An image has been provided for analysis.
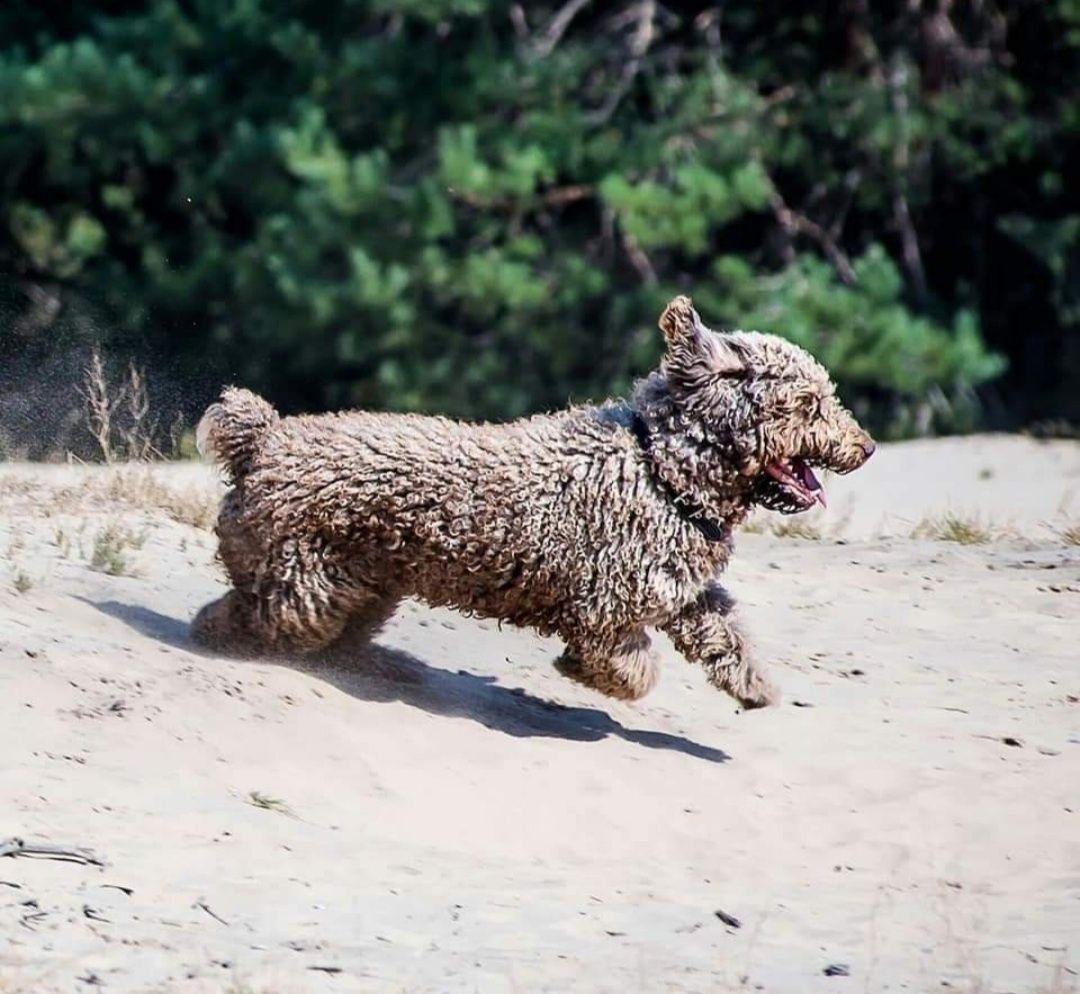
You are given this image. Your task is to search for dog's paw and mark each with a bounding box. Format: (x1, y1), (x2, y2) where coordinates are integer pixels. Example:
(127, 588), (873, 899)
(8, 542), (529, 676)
(189, 593), (261, 657)
(703, 653), (780, 709)
(736, 677), (781, 711)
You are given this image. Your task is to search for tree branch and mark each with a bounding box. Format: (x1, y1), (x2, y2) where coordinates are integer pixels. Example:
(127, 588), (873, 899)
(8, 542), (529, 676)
(534, 0), (592, 57)
(620, 227), (658, 285)
(509, 4), (529, 42)
(586, 0), (656, 125)
(448, 184), (593, 211)
(768, 182), (857, 285)
(893, 190), (928, 303)
(887, 54), (929, 304)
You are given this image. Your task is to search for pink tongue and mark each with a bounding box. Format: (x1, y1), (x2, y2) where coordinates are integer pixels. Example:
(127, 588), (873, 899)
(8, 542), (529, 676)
(797, 463), (826, 507)
(798, 463), (821, 490)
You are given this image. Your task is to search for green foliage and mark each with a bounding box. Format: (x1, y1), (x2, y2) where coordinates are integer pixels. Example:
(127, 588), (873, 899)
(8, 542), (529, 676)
(601, 160), (770, 253)
(0, 0), (1077, 451)
(703, 247), (1005, 434)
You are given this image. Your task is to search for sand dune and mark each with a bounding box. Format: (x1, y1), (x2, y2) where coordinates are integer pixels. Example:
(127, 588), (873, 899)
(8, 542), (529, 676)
(1, 437), (1078, 993)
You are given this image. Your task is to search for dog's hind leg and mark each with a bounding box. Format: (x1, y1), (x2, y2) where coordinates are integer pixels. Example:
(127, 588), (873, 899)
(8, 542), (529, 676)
(555, 629), (661, 701)
(192, 489), (270, 654)
(191, 583), (397, 660)
(255, 562), (399, 655)
(661, 583), (779, 709)
(190, 589), (264, 655)
(320, 593), (402, 663)
(192, 537), (389, 657)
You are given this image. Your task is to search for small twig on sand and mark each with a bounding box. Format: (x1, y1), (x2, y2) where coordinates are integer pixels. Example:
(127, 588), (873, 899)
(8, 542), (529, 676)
(0, 837), (104, 867)
(20, 908), (48, 930)
(195, 899), (229, 925)
(100, 883), (134, 896)
(83, 904), (112, 924)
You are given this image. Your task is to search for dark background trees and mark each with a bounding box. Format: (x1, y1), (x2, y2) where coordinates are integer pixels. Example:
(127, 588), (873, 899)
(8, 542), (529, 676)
(1, 0), (1077, 457)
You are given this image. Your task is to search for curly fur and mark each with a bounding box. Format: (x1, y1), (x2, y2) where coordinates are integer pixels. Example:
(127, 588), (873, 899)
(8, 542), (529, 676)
(191, 296), (874, 709)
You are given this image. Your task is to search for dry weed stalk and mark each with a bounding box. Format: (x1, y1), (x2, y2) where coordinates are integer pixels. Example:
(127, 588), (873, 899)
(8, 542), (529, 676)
(81, 347), (116, 463)
(123, 362), (162, 460)
(80, 349), (163, 462)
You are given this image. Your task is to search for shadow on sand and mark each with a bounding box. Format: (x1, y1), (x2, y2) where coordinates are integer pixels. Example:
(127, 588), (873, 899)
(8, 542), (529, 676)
(89, 599), (731, 764)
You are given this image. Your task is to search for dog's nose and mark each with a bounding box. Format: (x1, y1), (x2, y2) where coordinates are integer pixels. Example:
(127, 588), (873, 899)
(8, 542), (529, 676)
(861, 439), (876, 459)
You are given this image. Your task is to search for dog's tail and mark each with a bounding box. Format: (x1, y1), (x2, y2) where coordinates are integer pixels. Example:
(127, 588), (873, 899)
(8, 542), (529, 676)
(196, 387), (278, 481)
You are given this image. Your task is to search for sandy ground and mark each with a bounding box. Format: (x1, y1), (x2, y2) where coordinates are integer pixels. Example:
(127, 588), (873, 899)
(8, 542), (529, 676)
(0, 436), (1078, 994)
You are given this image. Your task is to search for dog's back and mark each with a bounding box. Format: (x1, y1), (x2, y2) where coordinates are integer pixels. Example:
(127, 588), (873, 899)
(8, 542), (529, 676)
(198, 391), (666, 630)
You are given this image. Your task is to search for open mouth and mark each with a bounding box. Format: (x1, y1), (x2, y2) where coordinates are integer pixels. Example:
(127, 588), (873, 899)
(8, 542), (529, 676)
(764, 457), (826, 509)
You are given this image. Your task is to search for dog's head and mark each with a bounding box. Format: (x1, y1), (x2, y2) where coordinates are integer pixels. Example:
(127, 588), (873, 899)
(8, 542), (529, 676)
(648, 295), (875, 515)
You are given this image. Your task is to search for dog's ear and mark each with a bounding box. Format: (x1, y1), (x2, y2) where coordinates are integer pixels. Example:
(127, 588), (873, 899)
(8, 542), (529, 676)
(659, 296), (745, 378)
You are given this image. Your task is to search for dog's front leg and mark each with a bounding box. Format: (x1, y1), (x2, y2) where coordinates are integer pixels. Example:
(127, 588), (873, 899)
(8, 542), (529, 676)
(661, 583), (780, 709)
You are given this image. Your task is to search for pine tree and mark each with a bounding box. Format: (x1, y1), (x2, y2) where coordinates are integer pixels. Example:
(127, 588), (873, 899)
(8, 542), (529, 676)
(0, 1), (1076, 456)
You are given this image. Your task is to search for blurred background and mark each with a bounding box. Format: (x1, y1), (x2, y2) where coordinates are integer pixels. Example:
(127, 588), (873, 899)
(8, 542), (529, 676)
(0, 0), (1077, 460)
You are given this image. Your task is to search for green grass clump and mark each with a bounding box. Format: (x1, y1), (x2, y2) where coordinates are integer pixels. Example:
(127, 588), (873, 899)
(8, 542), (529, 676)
(90, 525), (146, 576)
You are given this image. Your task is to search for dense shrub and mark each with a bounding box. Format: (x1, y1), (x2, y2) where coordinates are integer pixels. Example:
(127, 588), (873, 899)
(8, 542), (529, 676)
(1, 1), (1076, 455)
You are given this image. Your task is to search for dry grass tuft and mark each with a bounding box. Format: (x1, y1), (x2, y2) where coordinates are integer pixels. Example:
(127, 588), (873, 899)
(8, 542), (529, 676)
(739, 515), (768, 535)
(740, 493), (852, 541)
(0, 478), (35, 500)
(0, 469), (219, 532)
(52, 527), (73, 558)
(738, 507), (829, 540)
(13, 571), (32, 594)
(769, 518), (823, 540)
(1061, 521), (1080, 547)
(97, 471), (218, 530)
(911, 513), (997, 545)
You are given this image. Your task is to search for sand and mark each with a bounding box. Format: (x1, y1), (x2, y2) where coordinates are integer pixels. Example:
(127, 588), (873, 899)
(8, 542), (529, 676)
(0, 436), (1077, 993)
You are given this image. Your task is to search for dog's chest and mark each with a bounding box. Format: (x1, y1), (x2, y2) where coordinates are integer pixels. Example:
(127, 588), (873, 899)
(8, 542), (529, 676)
(638, 537), (732, 616)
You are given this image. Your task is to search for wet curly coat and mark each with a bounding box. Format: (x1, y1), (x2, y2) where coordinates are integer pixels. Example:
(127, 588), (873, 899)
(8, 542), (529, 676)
(191, 297), (874, 708)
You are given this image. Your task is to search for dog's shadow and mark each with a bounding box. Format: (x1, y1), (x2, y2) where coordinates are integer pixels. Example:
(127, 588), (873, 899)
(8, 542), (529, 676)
(89, 600), (730, 764)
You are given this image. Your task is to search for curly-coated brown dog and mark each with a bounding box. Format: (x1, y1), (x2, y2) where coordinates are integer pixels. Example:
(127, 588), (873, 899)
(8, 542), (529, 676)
(192, 296), (874, 709)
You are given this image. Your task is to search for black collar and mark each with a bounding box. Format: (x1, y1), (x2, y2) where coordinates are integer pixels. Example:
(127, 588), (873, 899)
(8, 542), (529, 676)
(628, 412), (730, 544)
